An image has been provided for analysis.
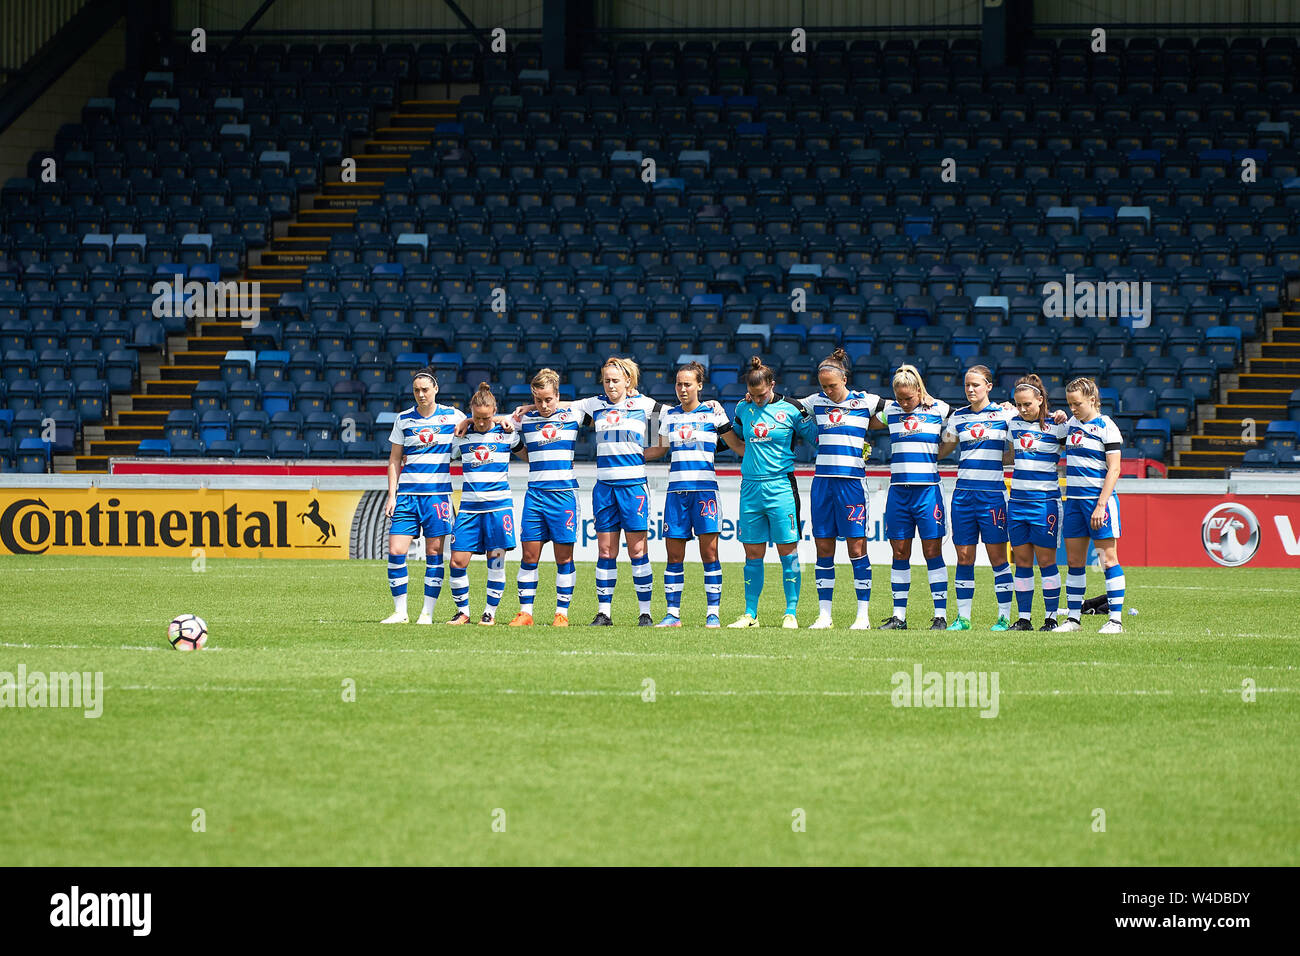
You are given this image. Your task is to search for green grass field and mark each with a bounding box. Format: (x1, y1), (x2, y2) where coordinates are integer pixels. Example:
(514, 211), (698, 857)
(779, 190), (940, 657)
(1, 556), (1296, 866)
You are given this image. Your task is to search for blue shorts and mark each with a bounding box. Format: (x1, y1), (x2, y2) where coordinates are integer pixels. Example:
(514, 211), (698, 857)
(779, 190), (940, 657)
(451, 507), (517, 554)
(1064, 495), (1121, 541)
(884, 484), (946, 542)
(521, 488), (579, 544)
(811, 476), (869, 540)
(390, 493), (454, 538)
(1008, 497), (1063, 550)
(739, 476), (801, 545)
(663, 489), (721, 539)
(951, 488), (1010, 546)
(592, 480), (650, 533)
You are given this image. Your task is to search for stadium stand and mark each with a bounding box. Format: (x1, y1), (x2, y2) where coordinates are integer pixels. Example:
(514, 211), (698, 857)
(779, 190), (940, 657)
(3, 34), (1300, 474)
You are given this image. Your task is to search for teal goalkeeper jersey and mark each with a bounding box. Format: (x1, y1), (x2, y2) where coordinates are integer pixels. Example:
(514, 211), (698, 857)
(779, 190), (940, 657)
(733, 395), (818, 482)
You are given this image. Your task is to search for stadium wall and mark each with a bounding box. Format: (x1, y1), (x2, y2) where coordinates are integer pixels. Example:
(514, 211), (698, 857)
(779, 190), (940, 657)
(170, 0), (544, 33)
(2, 474), (1298, 568)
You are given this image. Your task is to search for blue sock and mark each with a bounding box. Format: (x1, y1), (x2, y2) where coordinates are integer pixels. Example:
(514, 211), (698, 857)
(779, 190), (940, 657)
(743, 558), (764, 618)
(926, 554), (947, 617)
(485, 554), (505, 616)
(387, 552), (408, 615)
(955, 562), (975, 620)
(1067, 566), (1086, 618)
(517, 561), (538, 610)
(850, 555), (872, 611)
(1014, 565), (1036, 618)
(992, 561), (1013, 620)
(422, 552), (444, 616)
(450, 565), (470, 614)
(664, 561), (684, 614)
(780, 553), (801, 616)
(891, 558), (910, 620)
(631, 553), (653, 615)
(1105, 563), (1126, 619)
(596, 557), (617, 615)
(1042, 565), (1061, 618)
(703, 560), (722, 616)
(556, 560), (576, 613)
(815, 556), (835, 613)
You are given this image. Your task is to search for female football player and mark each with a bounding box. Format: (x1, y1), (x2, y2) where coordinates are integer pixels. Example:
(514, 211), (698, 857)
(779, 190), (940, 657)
(727, 357), (818, 629)
(382, 367), (466, 624)
(937, 365), (1016, 631)
(868, 364), (951, 630)
(799, 348), (885, 631)
(447, 382), (525, 625)
(643, 361), (735, 628)
(1005, 374), (1068, 630)
(508, 368), (581, 627)
(1058, 377), (1127, 633)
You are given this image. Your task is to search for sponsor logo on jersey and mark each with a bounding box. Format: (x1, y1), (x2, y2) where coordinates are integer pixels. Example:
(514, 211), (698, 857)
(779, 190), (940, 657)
(969, 423), (986, 440)
(903, 416), (920, 432)
(677, 424), (695, 442)
(416, 427), (437, 445)
(604, 410), (622, 425)
(1069, 431), (1085, 445)
(752, 422), (770, 439)
(540, 422), (559, 442)
(1018, 433), (1036, 450)
(828, 408), (844, 425)
(472, 445), (491, 464)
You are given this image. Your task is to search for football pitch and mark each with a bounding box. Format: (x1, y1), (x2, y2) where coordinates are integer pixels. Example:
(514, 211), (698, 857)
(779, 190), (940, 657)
(0, 556), (1296, 866)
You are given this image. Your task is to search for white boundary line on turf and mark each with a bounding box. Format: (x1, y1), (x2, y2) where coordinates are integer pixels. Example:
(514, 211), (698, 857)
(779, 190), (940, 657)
(2, 641), (1295, 672)
(104, 684), (1299, 698)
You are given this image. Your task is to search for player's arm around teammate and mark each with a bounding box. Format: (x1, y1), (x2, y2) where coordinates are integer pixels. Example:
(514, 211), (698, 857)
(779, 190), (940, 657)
(875, 364), (952, 631)
(1058, 378), (1127, 634)
(382, 368), (464, 624)
(803, 348), (885, 631)
(656, 362), (730, 628)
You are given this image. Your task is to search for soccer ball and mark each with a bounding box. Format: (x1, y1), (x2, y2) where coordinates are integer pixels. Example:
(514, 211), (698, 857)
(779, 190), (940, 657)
(168, 614), (208, 651)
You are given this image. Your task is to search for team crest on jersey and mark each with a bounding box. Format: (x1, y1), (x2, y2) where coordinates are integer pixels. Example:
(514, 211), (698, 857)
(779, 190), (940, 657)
(776, 411), (787, 423)
(849, 399), (862, 408)
(903, 416), (921, 432)
(828, 408), (844, 425)
(416, 427), (437, 444)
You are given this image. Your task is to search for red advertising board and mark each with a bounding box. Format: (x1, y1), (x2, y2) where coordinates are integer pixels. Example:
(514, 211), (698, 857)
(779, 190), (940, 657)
(1130, 494), (1300, 568)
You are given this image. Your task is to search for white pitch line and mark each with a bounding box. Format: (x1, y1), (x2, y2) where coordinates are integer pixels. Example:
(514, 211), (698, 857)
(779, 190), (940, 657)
(2, 641), (1294, 672)
(100, 684), (1298, 698)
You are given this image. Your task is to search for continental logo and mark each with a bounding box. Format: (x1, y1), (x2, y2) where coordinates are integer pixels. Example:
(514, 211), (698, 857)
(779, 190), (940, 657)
(0, 491), (359, 557)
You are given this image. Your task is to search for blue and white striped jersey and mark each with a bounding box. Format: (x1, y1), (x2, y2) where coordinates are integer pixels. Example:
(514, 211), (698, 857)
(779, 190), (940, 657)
(800, 389), (886, 480)
(452, 423), (521, 512)
(944, 403), (1014, 493)
(658, 403), (731, 492)
(519, 409), (581, 490)
(572, 393), (662, 486)
(876, 399), (951, 485)
(388, 403), (467, 496)
(1064, 413), (1123, 498)
(1008, 417), (1067, 499)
